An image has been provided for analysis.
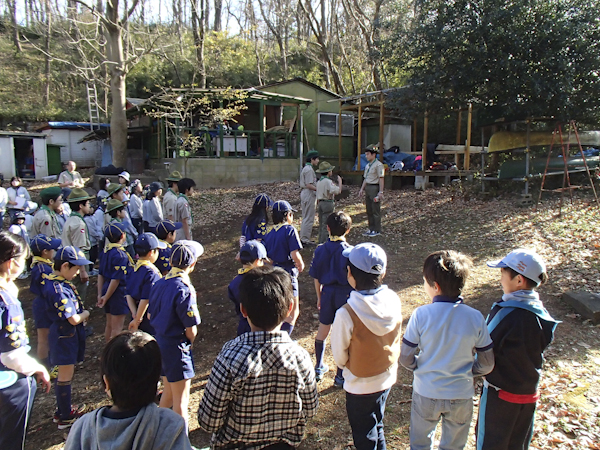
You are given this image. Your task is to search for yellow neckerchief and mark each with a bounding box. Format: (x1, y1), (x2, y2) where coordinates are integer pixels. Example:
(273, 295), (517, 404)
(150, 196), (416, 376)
(238, 266), (252, 275)
(46, 272), (81, 302)
(31, 256), (53, 268)
(159, 239), (172, 249)
(105, 243), (134, 266)
(134, 259), (161, 275)
(165, 267), (194, 291)
(329, 236), (346, 242)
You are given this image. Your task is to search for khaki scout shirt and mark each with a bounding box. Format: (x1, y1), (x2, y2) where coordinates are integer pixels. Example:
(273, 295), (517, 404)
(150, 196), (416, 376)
(62, 213), (91, 251)
(58, 170), (84, 188)
(163, 189), (178, 221)
(363, 159), (385, 185)
(299, 164), (317, 190)
(316, 177), (340, 201)
(31, 207), (61, 239)
(174, 195), (192, 241)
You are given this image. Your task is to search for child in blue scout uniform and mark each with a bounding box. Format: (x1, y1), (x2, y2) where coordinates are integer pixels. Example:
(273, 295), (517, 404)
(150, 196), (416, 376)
(126, 233), (167, 334)
(262, 200), (305, 335)
(43, 245), (91, 429)
(309, 211), (353, 384)
(153, 220), (182, 275)
(29, 234), (62, 369)
(228, 240), (267, 336)
(477, 249), (559, 450)
(239, 193), (272, 248)
(148, 240), (203, 428)
(0, 232), (51, 450)
(98, 222), (133, 342)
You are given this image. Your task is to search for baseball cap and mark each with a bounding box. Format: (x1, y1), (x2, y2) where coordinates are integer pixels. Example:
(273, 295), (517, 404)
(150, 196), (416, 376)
(240, 240), (267, 263)
(365, 146), (380, 154)
(118, 171), (130, 182)
(104, 222), (127, 240)
(306, 150), (319, 160)
(254, 193), (273, 208)
(55, 246), (92, 266)
(12, 211), (25, 221)
(343, 243), (386, 275)
(487, 248), (546, 286)
(135, 233), (168, 253)
(40, 186), (63, 202)
(272, 200), (296, 213)
(30, 234), (62, 253)
(105, 198), (124, 213)
(149, 182), (164, 193)
(170, 240), (204, 267)
(155, 220), (183, 236)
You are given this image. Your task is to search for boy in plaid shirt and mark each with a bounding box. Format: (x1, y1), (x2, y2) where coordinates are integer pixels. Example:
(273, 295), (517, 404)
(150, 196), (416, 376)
(198, 266), (318, 449)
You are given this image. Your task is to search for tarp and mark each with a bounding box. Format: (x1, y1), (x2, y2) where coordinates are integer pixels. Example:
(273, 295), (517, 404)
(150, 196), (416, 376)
(489, 130), (600, 153)
(352, 151), (418, 171)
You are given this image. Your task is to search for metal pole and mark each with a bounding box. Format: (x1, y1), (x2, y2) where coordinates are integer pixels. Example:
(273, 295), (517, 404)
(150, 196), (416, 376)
(357, 105), (363, 170)
(525, 120), (530, 195)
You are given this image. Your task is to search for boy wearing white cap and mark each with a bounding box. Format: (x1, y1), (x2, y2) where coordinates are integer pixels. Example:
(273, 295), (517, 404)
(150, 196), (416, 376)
(476, 248), (559, 450)
(330, 243), (402, 450)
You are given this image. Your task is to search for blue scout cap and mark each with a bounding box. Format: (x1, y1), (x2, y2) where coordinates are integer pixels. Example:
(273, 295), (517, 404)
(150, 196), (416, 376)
(30, 234), (62, 253)
(104, 222), (127, 240)
(149, 182), (164, 193)
(55, 246), (92, 266)
(170, 240), (204, 267)
(272, 200), (296, 213)
(487, 248), (546, 286)
(156, 220), (183, 236)
(135, 233), (168, 253)
(342, 242), (386, 275)
(254, 193), (273, 208)
(240, 240), (267, 263)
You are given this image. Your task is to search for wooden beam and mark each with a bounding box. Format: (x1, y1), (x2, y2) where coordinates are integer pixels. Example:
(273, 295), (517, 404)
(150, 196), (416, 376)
(422, 112), (429, 170)
(456, 110), (462, 145)
(357, 105), (363, 170)
(338, 106), (342, 169)
(413, 118), (417, 152)
(465, 103), (472, 169)
(379, 94), (385, 161)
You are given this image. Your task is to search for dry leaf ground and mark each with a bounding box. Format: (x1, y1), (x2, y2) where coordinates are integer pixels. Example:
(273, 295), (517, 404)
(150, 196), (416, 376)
(14, 178), (600, 449)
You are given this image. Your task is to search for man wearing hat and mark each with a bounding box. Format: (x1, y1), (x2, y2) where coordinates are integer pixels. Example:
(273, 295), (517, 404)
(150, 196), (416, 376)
(358, 147), (385, 237)
(31, 187), (63, 239)
(315, 161), (343, 244)
(163, 171), (182, 222)
(299, 150), (320, 245)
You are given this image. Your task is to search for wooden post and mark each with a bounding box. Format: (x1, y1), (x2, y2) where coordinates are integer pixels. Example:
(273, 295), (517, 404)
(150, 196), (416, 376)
(259, 101), (265, 157)
(413, 118), (417, 152)
(357, 105), (363, 170)
(338, 105), (343, 169)
(465, 103), (472, 169)
(456, 109), (462, 145)
(422, 112), (429, 170)
(379, 94), (385, 162)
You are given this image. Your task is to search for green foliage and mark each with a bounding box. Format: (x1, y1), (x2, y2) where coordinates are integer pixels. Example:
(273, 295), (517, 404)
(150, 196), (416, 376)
(386, 0), (600, 123)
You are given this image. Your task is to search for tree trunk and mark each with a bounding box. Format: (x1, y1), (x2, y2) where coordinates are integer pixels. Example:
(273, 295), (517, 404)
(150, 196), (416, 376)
(191, 0), (206, 88)
(7, 0), (22, 52)
(44, 0), (52, 105)
(214, 0), (222, 31)
(108, 26), (128, 168)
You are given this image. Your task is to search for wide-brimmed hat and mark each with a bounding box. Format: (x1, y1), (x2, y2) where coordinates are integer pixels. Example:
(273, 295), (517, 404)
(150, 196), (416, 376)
(67, 188), (93, 203)
(107, 183), (124, 196)
(165, 171), (183, 182)
(316, 161), (335, 173)
(105, 198), (125, 213)
(118, 171), (130, 182)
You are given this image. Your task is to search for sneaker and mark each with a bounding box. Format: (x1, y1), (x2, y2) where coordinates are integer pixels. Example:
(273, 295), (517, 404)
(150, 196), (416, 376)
(362, 229), (372, 236)
(333, 375), (344, 388)
(49, 366), (59, 380)
(301, 240), (316, 247)
(366, 230), (380, 237)
(54, 404), (86, 426)
(84, 325), (94, 337)
(315, 364), (329, 382)
(88, 268), (99, 277)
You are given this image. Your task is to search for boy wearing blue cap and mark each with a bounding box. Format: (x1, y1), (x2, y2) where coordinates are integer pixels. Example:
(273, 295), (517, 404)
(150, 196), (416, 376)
(330, 243), (402, 450)
(476, 249), (559, 450)
(42, 245), (91, 429)
(310, 211), (353, 384)
(400, 250), (494, 450)
(148, 240), (203, 427)
(228, 240), (267, 336)
(29, 234), (61, 369)
(198, 266), (318, 449)
(126, 233), (167, 334)
(263, 200), (305, 335)
(154, 220), (183, 275)
(98, 222), (133, 342)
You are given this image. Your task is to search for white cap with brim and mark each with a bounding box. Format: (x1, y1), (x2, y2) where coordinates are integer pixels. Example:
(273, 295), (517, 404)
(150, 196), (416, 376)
(487, 248), (546, 286)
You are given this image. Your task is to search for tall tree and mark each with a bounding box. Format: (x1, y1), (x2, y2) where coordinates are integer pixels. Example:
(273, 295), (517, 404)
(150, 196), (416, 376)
(7, 0), (22, 52)
(191, 0), (207, 87)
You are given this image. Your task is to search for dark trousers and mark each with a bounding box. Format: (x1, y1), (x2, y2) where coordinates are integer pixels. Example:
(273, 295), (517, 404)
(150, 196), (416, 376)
(0, 375), (37, 450)
(476, 384), (536, 450)
(132, 218), (144, 235)
(346, 388), (390, 450)
(317, 200), (334, 244)
(365, 184), (381, 232)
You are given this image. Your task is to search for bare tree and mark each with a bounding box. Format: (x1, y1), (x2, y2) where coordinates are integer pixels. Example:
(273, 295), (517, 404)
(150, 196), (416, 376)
(7, 0), (22, 52)
(256, 0), (294, 78)
(191, 0), (207, 87)
(214, 0), (222, 31)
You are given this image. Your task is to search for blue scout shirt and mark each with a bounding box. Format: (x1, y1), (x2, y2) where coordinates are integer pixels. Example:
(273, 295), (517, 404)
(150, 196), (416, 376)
(309, 238), (353, 287)
(30, 257), (54, 325)
(99, 244), (133, 300)
(148, 268), (201, 340)
(241, 215), (267, 242)
(127, 260), (162, 304)
(227, 268), (251, 336)
(42, 274), (84, 332)
(154, 241), (173, 275)
(0, 284), (29, 366)
(263, 223), (302, 268)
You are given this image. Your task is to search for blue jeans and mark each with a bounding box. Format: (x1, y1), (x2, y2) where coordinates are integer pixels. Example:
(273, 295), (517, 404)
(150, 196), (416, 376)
(410, 391), (473, 450)
(346, 388), (390, 450)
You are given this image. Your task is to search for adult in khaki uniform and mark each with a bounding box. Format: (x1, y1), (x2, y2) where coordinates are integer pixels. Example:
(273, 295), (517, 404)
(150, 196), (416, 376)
(358, 148), (385, 236)
(174, 178), (196, 242)
(58, 161), (84, 199)
(31, 187), (63, 239)
(299, 150), (319, 245)
(163, 171), (182, 221)
(62, 188), (94, 305)
(315, 161), (342, 244)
